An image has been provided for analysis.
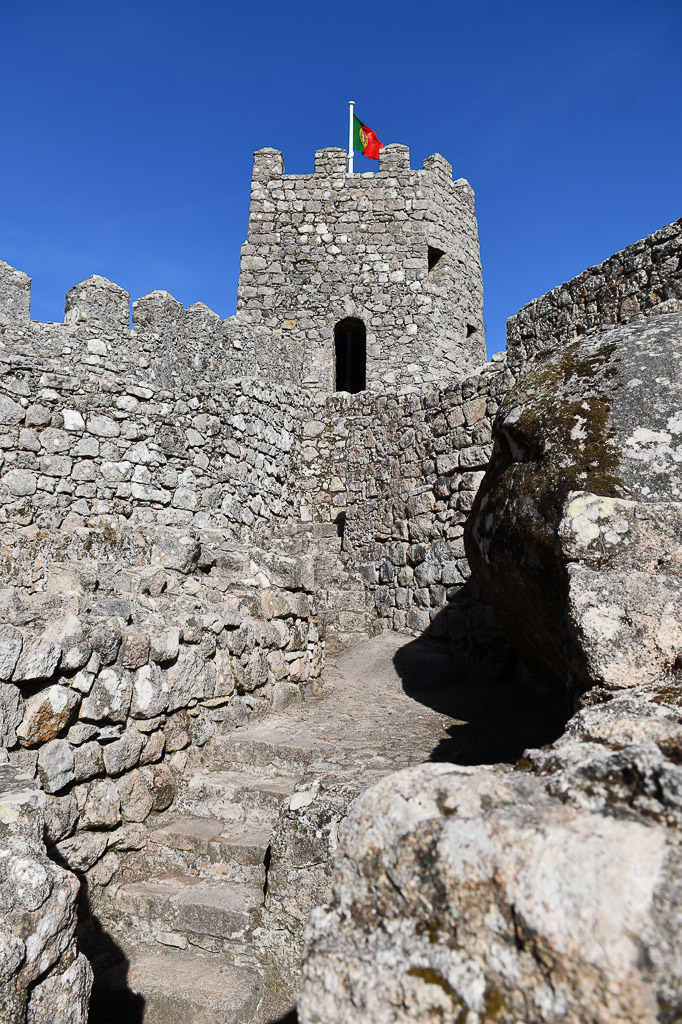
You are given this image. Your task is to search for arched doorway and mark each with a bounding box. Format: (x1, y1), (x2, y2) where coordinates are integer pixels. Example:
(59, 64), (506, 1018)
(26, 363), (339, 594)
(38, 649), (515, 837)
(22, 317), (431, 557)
(334, 318), (366, 393)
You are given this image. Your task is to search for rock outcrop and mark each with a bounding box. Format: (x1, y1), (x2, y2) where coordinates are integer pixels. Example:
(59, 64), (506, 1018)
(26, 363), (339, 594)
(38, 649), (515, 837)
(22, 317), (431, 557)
(299, 692), (682, 1024)
(0, 759), (91, 1023)
(465, 312), (682, 700)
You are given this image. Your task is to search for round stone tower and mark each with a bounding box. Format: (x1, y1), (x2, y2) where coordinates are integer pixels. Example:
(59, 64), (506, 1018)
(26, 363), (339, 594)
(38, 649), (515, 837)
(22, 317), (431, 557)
(236, 144), (485, 394)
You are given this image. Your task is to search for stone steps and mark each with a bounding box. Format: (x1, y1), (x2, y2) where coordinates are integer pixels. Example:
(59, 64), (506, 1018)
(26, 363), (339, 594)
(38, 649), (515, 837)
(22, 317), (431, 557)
(209, 729), (334, 771)
(148, 815), (273, 884)
(92, 945), (263, 1024)
(114, 875), (262, 949)
(181, 769), (297, 824)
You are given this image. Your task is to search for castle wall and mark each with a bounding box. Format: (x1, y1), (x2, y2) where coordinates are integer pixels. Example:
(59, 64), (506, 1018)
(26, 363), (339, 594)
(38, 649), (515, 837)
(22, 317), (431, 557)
(236, 146), (485, 394)
(507, 218), (682, 369)
(0, 268), (303, 539)
(296, 358), (511, 641)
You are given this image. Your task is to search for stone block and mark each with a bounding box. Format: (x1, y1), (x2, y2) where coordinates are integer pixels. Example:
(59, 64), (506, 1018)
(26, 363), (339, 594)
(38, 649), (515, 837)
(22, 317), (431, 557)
(0, 625), (23, 681)
(131, 662), (168, 719)
(119, 633), (150, 670)
(78, 779), (121, 830)
(117, 769), (153, 822)
(80, 667), (132, 723)
(102, 727), (144, 776)
(37, 740), (75, 794)
(13, 639), (62, 684)
(17, 685), (80, 747)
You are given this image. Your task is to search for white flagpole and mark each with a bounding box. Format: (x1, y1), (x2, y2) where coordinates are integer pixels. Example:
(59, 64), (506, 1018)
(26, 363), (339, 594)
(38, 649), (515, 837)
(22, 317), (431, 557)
(348, 100), (355, 175)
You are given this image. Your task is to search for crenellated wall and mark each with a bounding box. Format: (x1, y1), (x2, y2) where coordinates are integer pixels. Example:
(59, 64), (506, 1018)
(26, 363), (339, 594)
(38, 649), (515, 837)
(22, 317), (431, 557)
(0, 267), (304, 539)
(236, 145), (485, 393)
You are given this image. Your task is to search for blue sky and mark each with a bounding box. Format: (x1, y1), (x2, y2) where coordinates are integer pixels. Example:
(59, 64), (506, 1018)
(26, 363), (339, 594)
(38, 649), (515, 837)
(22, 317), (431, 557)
(2, 0), (680, 355)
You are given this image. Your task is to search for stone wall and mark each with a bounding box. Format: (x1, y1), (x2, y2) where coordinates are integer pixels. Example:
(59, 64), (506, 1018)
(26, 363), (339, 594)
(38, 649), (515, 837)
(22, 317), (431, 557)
(506, 217), (682, 370)
(0, 521), (323, 907)
(297, 358), (511, 640)
(0, 267), (303, 540)
(236, 145), (485, 393)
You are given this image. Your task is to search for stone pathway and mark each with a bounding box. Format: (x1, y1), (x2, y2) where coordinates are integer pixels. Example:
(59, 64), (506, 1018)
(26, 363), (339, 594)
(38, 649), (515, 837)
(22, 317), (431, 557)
(88, 631), (564, 1024)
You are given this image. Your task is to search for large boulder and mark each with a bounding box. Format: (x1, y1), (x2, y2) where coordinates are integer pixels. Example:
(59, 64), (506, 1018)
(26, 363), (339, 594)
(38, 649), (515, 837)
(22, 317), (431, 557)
(465, 313), (682, 699)
(298, 693), (682, 1024)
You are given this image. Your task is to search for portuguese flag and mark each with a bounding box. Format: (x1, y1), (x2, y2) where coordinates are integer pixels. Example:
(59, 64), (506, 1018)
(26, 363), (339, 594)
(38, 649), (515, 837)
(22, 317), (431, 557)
(353, 114), (384, 159)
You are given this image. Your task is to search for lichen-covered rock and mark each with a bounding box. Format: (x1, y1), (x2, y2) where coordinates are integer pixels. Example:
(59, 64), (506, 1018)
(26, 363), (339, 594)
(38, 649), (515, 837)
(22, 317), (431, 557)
(299, 702), (682, 1024)
(465, 314), (682, 697)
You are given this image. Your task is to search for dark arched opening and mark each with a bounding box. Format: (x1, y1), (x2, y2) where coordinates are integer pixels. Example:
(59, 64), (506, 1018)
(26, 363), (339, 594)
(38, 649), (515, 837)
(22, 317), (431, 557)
(334, 318), (366, 393)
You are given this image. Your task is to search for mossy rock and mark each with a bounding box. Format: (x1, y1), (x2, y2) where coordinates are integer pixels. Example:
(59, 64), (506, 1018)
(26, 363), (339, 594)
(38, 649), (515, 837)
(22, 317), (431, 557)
(465, 313), (682, 698)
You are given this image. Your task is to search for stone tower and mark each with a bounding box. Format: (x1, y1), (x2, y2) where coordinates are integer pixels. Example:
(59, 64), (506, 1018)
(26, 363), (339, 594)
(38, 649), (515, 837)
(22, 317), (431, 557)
(236, 144), (485, 394)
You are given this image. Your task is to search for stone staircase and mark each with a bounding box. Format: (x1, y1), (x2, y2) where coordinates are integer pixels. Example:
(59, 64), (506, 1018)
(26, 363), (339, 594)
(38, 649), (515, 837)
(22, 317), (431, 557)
(93, 725), (332, 1023)
(90, 631), (469, 1024)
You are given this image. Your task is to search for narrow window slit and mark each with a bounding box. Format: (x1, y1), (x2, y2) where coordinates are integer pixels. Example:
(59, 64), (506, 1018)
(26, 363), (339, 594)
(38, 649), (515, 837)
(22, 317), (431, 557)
(334, 318), (366, 393)
(428, 246), (445, 276)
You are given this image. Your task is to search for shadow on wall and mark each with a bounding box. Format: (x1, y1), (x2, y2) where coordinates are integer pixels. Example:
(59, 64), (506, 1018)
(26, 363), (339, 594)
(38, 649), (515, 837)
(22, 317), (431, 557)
(392, 583), (568, 765)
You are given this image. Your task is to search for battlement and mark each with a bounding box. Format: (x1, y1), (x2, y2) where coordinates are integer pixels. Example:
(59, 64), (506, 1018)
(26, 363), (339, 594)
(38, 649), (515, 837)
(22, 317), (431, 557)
(252, 144), (458, 182)
(240, 145), (484, 393)
(0, 258), (304, 392)
(1, 142), (486, 399)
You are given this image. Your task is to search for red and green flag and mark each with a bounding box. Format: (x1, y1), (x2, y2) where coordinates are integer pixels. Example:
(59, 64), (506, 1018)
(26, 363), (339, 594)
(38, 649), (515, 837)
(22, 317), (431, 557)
(353, 114), (384, 160)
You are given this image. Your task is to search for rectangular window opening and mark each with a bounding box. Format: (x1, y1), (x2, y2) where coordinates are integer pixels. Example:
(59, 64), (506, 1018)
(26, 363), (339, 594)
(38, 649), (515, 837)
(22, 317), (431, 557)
(428, 247), (445, 276)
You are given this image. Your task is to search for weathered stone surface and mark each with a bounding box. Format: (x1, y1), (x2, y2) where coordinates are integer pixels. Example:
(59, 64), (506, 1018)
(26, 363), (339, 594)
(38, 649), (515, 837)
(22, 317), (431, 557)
(466, 314), (682, 697)
(87, 621), (121, 667)
(17, 685), (80, 746)
(0, 683), (23, 746)
(165, 648), (208, 711)
(54, 830), (108, 872)
(37, 740), (75, 794)
(131, 661), (168, 719)
(79, 667), (132, 723)
(139, 727), (165, 765)
(13, 639), (62, 684)
(147, 762), (175, 811)
(72, 740), (105, 783)
(118, 632), (150, 669)
(0, 625), (23, 681)
(43, 794), (79, 844)
(0, 766), (81, 993)
(78, 779), (121, 830)
(43, 616), (91, 672)
(151, 531), (201, 574)
(102, 726), (144, 776)
(27, 949), (92, 1024)
(149, 627), (180, 665)
(117, 769), (153, 822)
(299, 717), (682, 1024)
